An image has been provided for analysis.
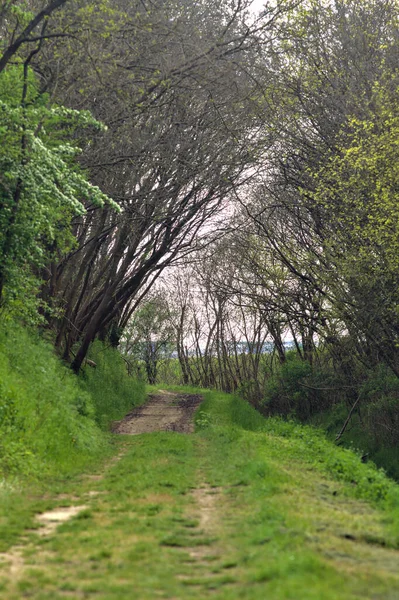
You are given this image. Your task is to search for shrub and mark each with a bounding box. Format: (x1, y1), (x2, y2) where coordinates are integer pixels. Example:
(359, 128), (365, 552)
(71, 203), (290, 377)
(262, 354), (313, 419)
(358, 365), (399, 446)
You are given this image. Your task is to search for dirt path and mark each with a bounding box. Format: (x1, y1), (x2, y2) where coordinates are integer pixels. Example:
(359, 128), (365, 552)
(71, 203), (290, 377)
(113, 390), (203, 434)
(0, 390), (203, 586)
(2, 390), (399, 599)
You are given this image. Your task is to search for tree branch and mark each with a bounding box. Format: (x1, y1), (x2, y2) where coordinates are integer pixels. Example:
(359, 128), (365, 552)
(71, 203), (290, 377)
(0, 0), (69, 74)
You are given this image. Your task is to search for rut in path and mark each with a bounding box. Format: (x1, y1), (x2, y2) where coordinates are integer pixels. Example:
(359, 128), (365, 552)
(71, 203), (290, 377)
(113, 390), (203, 434)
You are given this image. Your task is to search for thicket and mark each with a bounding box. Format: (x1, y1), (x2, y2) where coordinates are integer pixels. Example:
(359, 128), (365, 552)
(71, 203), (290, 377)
(0, 320), (145, 479)
(259, 353), (399, 481)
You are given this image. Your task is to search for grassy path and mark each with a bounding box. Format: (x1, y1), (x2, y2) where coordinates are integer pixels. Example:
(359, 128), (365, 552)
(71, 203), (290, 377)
(1, 389), (399, 599)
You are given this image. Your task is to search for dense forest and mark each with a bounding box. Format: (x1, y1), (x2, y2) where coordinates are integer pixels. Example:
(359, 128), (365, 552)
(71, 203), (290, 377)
(2, 0), (399, 477)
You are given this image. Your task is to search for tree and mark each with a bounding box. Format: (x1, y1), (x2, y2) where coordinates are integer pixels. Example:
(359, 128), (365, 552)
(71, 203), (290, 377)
(0, 64), (116, 320)
(306, 79), (399, 375)
(235, 0), (399, 372)
(0, 0), (70, 74)
(32, 0), (295, 370)
(121, 295), (175, 385)
(162, 250), (275, 399)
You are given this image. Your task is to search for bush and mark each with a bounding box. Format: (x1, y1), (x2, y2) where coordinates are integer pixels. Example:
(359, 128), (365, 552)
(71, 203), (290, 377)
(262, 352), (349, 421)
(262, 354), (313, 419)
(359, 365), (399, 446)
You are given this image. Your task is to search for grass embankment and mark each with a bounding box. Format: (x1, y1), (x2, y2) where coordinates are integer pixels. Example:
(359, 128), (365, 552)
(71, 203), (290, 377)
(262, 353), (399, 482)
(1, 385), (399, 598)
(0, 321), (145, 549)
(157, 352), (399, 482)
(311, 404), (399, 482)
(0, 323), (145, 480)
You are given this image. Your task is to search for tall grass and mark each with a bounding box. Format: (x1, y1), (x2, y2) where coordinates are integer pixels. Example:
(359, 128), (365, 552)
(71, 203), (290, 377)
(81, 341), (146, 429)
(0, 321), (145, 479)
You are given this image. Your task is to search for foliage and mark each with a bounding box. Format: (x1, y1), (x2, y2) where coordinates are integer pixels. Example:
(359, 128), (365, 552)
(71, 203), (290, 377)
(0, 65), (117, 319)
(309, 364), (399, 481)
(300, 81), (399, 368)
(312, 80), (399, 270)
(121, 296), (175, 384)
(199, 389), (399, 508)
(262, 354), (399, 481)
(1, 0), (399, 495)
(81, 341), (146, 429)
(263, 353), (315, 419)
(155, 357), (184, 386)
(360, 365), (399, 449)
(30, 0), (288, 371)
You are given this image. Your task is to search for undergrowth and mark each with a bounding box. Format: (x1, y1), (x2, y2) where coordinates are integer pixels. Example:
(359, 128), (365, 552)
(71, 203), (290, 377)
(197, 389), (399, 514)
(0, 320), (144, 479)
(80, 340), (146, 429)
(261, 353), (399, 482)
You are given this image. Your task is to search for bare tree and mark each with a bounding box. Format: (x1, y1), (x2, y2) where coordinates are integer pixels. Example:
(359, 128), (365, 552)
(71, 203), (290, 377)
(34, 0), (294, 370)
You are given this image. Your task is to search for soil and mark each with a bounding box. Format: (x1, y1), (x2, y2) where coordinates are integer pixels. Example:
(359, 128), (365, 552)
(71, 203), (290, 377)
(186, 484), (222, 561)
(36, 505), (88, 536)
(112, 390), (203, 435)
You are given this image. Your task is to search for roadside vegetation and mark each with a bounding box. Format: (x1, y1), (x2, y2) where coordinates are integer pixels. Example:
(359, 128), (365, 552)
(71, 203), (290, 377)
(2, 1), (399, 594)
(132, 348), (399, 482)
(0, 320), (145, 480)
(2, 0), (399, 486)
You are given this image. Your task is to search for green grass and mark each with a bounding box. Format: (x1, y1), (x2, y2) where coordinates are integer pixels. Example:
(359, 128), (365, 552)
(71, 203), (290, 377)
(0, 320), (143, 549)
(1, 387), (399, 598)
(0, 321), (145, 480)
(0, 321), (107, 480)
(81, 340), (146, 429)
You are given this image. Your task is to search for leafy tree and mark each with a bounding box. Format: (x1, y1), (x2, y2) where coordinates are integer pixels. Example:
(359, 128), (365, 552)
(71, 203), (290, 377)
(121, 296), (175, 385)
(306, 79), (399, 374)
(0, 0), (70, 74)
(0, 64), (117, 320)
(237, 0), (399, 370)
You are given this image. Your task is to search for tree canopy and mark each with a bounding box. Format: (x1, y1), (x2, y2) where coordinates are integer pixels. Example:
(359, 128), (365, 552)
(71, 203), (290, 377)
(2, 0), (399, 396)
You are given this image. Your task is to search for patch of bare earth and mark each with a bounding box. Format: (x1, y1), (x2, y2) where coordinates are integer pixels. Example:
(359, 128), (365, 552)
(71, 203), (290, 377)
(113, 391), (203, 435)
(175, 483), (234, 593)
(187, 485), (222, 560)
(0, 448), (127, 581)
(0, 504), (88, 581)
(0, 545), (25, 578)
(36, 505), (88, 536)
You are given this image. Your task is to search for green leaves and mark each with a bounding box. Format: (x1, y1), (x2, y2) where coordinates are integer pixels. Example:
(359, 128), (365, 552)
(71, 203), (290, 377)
(0, 66), (119, 319)
(310, 81), (399, 263)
